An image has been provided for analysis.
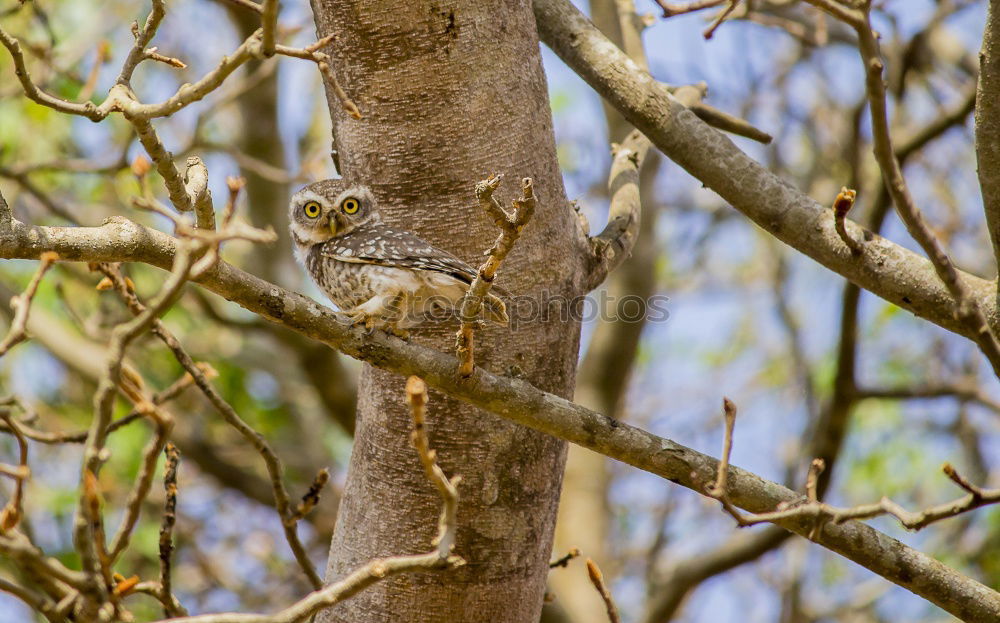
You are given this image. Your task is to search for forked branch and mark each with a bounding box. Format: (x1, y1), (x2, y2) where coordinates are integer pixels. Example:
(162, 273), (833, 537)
(705, 398), (1000, 534)
(455, 176), (534, 376)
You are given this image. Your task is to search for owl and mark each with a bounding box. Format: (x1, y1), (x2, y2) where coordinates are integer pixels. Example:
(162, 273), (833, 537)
(289, 180), (509, 336)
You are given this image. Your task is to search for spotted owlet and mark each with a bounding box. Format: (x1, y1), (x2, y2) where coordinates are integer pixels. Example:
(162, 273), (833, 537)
(289, 180), (509, 335)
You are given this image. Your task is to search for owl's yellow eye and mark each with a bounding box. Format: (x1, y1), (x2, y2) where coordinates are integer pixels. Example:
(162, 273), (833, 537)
(303, 201), (322, 219)
(341, 197), (360, 214)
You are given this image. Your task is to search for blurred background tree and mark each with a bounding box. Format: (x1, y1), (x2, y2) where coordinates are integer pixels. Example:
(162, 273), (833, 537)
(1, 0), (998, 622)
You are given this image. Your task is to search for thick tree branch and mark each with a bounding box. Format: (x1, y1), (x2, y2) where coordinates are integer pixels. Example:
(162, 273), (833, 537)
(582, 129), (652, 290)
(532, 0), (998, 346)
(2, 220), (998, 620)
(978, 0), (1000, 282)
(844, 4), (1000, 376)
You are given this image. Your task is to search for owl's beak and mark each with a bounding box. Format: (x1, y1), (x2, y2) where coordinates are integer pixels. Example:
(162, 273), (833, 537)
(329, 212), (348, 236)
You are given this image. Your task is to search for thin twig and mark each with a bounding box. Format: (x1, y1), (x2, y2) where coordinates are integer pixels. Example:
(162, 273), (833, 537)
(159, 377), (465, 623)
(655, 0), (726, 18)
(116, 0), (167, 85)
(158, 443), (186, 618)
(106, 399), (174, 563)
(0, 369), (204, 444)
(0, 410), (29, 532)
(274, 38), (361, 119)
(704, 398), (1000, 534)
(0, 251), (58, 357)
(406, 376), (461, 558)
(0, 26), (104, 120)
(708, 397), (736, 499)
(97, 264), (322, 589)
(585, 558), (620, 623)
(702, 0), (741, 39)
(832, 187), (862, 255)
(549, 547), (581, 568)
(455, 176), (533, 376)
(803, 1), (1000, 378)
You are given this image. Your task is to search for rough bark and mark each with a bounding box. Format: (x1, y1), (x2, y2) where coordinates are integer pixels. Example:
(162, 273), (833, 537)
(308, 2), (581, 621)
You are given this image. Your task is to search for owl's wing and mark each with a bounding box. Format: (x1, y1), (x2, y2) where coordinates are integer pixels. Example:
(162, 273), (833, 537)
(320, 225), (511, 296)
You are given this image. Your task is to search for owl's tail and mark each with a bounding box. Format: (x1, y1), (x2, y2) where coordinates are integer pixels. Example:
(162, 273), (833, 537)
(485, 293), (509, 326)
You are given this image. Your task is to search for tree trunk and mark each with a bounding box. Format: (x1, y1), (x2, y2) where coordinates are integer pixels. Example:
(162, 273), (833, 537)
(310, 1), (583, 621)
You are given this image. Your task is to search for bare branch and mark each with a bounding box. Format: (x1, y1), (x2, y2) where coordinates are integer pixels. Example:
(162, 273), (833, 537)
(832, 187), (862, 255)
(977, 0), (1000, 280)
(72, 245), (195, 606)
(3, 219), (1000, 618)
(0, 26), (104, 120)
(0, 576), (60, 623)
(131, 117), (194, 213)
(184, 156), (216, 230)
(455, 176), (532, 376)
(683, 99), (773, 144)
(96, 264), (321, 589)
(532, 0), (999, 351)
(585, 559), (620, 623)
(702, 0), (741, 39)
(654, 0), (726, 18)
(260, 0), (279, 57)
(275, 38), (361, 119)
(0, 529), (90, 591)
(0, 409), (30, 532)
(160, 377), (464, 623)
(105, 400), (174, 563)
(289, 468), (330, 524)
(582, 130), (652, 290)
(0, 368), (204, 444)
(0, 251), (58, 357)
(406, 376), (461, 558)
(549, 547), (581, 569)
(805, 0), (1000, 378)
(704, 400), (1000, 533)
(158, 443), (186, 618)
(116, 0), (167, 85)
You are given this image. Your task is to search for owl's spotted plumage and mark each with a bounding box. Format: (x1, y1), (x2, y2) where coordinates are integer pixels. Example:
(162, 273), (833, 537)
(289, 180), (508, 335)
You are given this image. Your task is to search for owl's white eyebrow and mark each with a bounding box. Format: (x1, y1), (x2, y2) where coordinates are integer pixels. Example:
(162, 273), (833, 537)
(292, 189), (329, 206)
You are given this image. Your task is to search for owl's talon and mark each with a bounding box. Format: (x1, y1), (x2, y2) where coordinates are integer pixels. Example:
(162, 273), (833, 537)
(387, 326), (410, 340)
(347, 310), (373, 329)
